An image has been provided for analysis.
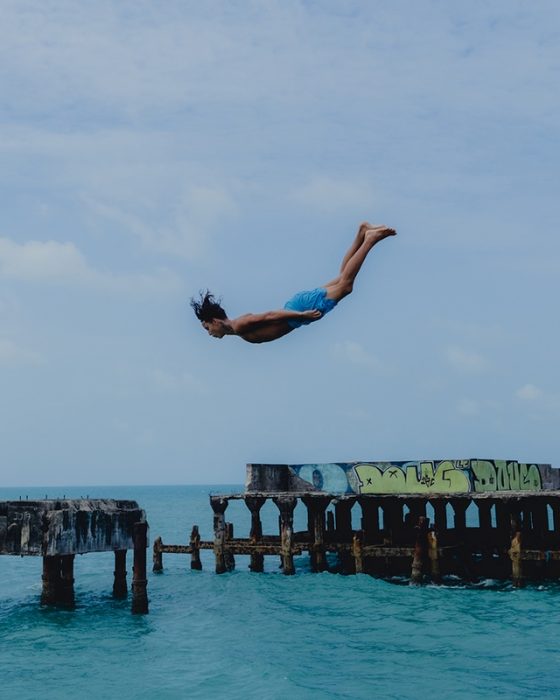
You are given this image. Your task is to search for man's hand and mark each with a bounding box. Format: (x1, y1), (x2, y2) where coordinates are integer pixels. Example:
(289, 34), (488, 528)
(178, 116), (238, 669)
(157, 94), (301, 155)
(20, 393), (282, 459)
(301, 309), (322, 320)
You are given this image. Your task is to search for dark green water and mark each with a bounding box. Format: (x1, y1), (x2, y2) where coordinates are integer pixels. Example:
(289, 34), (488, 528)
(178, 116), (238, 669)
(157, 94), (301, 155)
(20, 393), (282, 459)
(1, 485), (559, 699)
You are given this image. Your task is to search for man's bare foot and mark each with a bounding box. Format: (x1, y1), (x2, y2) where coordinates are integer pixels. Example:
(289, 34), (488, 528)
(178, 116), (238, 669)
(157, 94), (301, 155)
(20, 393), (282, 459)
(365, 225), (397, 244)
(356, 221), (374, 245)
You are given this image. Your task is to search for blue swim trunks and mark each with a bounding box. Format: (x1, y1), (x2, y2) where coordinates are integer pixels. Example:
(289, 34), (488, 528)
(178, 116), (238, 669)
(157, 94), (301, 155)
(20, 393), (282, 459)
(284, 287), (338, 328)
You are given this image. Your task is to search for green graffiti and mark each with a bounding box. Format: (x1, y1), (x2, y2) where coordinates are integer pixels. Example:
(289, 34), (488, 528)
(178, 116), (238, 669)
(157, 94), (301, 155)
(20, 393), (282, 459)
(355, 461), (470, 494)
(472, 460), (542, 492)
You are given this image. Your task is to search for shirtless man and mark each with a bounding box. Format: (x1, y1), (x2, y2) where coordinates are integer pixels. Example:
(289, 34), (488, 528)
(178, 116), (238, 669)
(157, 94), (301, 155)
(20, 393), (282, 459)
(191, 222), (396, 344)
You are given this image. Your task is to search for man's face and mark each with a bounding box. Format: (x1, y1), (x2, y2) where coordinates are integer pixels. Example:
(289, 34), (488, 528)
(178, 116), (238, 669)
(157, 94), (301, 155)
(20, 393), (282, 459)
(202, 319), (225, 338)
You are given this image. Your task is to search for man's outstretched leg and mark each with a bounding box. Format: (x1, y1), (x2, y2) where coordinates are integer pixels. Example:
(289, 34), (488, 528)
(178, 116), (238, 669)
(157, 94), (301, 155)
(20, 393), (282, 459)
(338, 221), (373, 273)
(324, 224), (396, 302)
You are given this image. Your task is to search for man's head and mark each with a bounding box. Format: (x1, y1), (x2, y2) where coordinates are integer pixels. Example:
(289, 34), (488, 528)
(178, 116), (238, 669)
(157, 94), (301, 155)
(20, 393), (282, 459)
(190, 290), (228, 338)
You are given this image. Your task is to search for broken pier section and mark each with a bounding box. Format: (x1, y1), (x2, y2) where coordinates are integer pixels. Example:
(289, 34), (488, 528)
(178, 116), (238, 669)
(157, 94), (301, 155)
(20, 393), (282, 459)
(0, 499), (149, 613)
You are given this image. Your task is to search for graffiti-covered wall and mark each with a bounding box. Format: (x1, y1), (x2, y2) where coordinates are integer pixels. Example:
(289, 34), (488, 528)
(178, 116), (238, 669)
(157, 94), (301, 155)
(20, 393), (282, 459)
(246, 460), (559, 495)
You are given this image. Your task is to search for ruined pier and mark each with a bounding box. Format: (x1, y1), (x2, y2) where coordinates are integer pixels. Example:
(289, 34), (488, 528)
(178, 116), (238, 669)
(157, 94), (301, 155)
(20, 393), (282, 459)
(0, 499), (149, 612)
(155, 459), (560, 585)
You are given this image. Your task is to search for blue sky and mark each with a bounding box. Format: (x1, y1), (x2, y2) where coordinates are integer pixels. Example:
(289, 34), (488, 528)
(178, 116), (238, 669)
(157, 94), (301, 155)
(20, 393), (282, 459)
(1, 1), (559, 486)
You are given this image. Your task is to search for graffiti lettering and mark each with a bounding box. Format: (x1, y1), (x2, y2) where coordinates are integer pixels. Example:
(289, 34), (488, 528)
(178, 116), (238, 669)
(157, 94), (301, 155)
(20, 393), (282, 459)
(354, 461), (470, 494)
(289, 459), (546, 495)
(472, 460), (542, 492)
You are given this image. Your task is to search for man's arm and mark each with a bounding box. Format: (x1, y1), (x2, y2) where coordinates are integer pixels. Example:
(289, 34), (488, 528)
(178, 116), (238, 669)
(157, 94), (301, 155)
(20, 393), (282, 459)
(232, 309), (321, 333)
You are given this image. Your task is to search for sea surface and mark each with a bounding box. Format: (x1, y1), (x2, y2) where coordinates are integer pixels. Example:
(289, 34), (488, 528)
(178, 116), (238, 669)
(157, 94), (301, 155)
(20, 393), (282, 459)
(1, 484), (560, 699)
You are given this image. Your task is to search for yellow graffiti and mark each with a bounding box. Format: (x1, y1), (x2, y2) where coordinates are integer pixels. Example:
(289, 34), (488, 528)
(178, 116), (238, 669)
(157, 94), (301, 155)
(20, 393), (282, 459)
(471, 460), (542, 492)
(354, 461), (470, 494)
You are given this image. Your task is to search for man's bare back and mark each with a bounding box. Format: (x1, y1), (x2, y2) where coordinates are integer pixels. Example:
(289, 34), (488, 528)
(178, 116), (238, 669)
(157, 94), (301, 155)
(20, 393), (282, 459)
(204, 309), (323, 344)
(191, 224), (396, 344)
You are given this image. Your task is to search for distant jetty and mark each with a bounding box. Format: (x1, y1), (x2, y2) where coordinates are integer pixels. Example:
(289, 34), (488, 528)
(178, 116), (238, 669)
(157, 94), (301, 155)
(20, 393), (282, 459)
(155, 459), (560, 585)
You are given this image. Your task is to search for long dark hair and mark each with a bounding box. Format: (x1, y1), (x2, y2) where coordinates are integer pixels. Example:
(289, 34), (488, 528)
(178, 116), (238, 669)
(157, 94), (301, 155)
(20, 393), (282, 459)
(190, 290), (227, 322)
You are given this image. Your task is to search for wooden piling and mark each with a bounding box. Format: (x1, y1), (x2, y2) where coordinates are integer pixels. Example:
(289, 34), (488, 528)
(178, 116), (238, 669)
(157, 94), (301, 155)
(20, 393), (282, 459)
(273, 496), (297, 575)
(427, 530), (440, 583)
(131, 522), (149, 614)
(113, 550), (128, 598)
(225, 523), (235, 571)
(509, 530), (524, 587)
(210, 497), (229, 575)
(152, 537), (163, 573)
(245, 496), (265, 573)
(411, 516), (428, 584)
(190, 526), (202, 570)
(352, 530), (364, 574)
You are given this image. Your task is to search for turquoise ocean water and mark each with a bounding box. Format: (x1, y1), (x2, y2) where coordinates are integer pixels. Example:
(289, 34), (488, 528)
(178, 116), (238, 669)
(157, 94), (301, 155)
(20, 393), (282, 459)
(1, 484), (560, 699)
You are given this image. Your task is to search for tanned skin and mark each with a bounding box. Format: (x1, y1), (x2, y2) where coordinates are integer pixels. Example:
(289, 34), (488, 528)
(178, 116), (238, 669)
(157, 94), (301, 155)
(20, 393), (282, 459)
(200, 223), (396, 344)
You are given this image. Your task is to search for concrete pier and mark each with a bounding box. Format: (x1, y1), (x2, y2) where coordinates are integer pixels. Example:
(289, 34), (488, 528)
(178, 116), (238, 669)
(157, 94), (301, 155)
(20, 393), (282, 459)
(154, 459), (560, 585)
(0, 499), (148, 612)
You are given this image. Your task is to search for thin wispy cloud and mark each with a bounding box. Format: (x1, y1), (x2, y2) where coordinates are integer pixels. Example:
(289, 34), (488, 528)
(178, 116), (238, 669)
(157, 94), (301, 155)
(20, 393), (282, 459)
(0, 238), (182, 296)
(445, 346), (488, 373)
(88, 185), (237, 260)
(0, 338), (44, 366)
(456, 398), (479, 416)
(294, 177), (376, 214)
(516, 384), (543, 401)
(150, 368), (206, 395)
(333, 340), (385, 372)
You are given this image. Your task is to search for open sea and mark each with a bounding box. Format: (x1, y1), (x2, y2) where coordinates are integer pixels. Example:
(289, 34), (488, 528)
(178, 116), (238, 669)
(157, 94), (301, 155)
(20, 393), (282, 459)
(1, 484), (560, 699)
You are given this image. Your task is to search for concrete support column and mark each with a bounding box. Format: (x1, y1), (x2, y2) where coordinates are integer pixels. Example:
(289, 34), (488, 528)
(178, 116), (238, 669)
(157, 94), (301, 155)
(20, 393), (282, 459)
(360, 498), (380, 544)
(432, 500), (447, 532)
(131, 522), (149, 614)
(245, 496), (266, 573)
(273, 496), (297, 575)
(113, 550), (128, 597)
(41, 555), (61, 605)
(210, 497), (229, 574)
(334, 499), (354, 574)
(59, 554), (75, 607)
(476, 500), (494, 567)
(302, 496), (330, 572)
